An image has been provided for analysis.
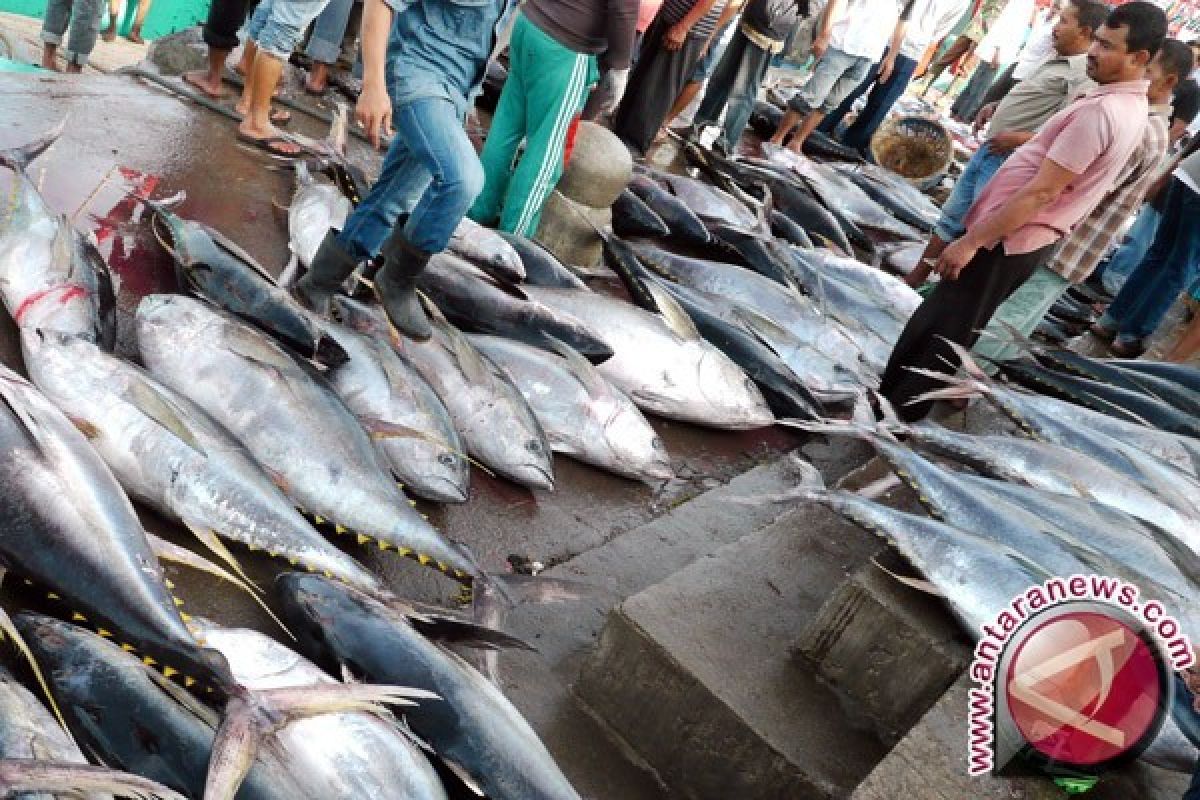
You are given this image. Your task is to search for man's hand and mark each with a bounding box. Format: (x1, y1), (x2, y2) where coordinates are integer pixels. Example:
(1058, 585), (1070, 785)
(878, 56), (896, 84)
(812, 31), (831, 60)
(590, 68), (630, 116)
(933, 236), (979, 281)
(664, 21), (690, 50)
(987, 130), (1029, 154)
(974, 102), (997, 131)
(356, 81), (393, 149)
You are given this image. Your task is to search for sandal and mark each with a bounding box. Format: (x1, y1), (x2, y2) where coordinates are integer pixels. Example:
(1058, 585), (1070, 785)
(236, 132), (302, 157)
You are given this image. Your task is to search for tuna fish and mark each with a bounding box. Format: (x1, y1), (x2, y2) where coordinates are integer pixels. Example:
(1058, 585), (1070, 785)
(448, 218), (525, 283)
(524, 286), (774, 429)
(469, 334), (673, 483)
(316, 311), (470, 503)
(611, 189), (670, 239)
(277, 573), (584, 800)
(416, 253), (612, 362)
(496, 232), (588, 290)
(192, 619), (448, 800)
(22, 329), (382, 592)
(627, 174), (710, 246)
(334, 296), (556, 491)
(135, 294), (482, 584)
(287, 161), (351, 273)
(0, 122), (116, 349)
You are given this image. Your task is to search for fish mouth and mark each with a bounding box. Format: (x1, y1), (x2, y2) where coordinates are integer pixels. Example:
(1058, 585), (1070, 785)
(517, 464), (555, 491)
(419, 476), (469, 504)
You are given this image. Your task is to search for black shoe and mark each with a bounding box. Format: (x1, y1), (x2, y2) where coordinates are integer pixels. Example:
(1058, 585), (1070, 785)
(377, 230), (432, 341)
(292, 230), (359, 316)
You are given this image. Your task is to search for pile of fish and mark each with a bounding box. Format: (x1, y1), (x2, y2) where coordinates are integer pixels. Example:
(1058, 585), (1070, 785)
(1, 124), (600, 799)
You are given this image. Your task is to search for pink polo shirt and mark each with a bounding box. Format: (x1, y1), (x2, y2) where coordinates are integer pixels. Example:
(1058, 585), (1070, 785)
(963, 79), (1150, 255)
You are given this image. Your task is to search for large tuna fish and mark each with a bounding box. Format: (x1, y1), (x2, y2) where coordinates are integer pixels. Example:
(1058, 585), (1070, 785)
(135, 294), (481, 584)
(278, 573), (584, 800)
(0, 121), (116, 349)
(448, 218), (525, 283)
(469, 335), (673, 483)
(316, 311), (470, 503)
(287, 161), (351, 272)
(333, 296), (555, 490)
(524, 286), (774, 429)
(22, 329), (381, 592)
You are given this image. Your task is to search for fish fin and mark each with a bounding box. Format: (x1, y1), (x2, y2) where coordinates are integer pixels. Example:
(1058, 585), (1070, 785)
(730, 306), (789, 357)
(263, 467), (292, 496)
(873, 558), (944, 597)
(358, 416), (429, 440)
(446, 325), (493, 386)
(182, 522), (254, 586)
(146, 661), (223, 728)
(545, 336), (609, 396)
(0, 602), (77, 753)
(200, 223), (280, 286)
(0, 761), (186, 800)
(402, 609), (537, 652)
(443, 758), (486, 797)
(278, 252), (301, 289)
(225, 333), (304, 374)
(145, 532), (295, 641)
(126, 377), (207, 456)
(0, 117), (67, 170)
(0, 374), (60, 461)
(641, 280), (701, 341)
(326, 103), (349, 159)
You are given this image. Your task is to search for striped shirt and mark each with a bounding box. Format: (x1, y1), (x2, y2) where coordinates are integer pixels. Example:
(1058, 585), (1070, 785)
(1049, 105), (1171, 284)
(660, 0), (728, 39)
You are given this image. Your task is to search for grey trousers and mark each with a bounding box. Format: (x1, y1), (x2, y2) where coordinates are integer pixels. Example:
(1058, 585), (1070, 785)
(41, 0), (105, 66)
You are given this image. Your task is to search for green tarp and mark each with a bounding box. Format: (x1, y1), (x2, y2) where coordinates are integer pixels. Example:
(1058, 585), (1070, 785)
(0, 0), (209, 40)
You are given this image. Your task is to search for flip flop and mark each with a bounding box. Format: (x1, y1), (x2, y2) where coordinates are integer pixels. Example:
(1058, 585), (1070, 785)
(236, 132), (303, 158)
(270, 108), (292, 126)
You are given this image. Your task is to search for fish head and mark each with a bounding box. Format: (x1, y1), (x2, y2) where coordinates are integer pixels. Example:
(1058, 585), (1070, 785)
(602, 404), (673, 483)
(274, 573), (366, 668)
(420, 452), (471, 503)
(331, 295), (389, 338)
(15, 612), (127, 698)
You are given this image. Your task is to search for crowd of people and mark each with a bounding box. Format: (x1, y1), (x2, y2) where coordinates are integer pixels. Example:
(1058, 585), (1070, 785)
(39, 0), (154, 72)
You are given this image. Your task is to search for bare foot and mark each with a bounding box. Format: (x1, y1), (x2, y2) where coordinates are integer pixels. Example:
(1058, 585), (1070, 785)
(127, 28), (144, 44)
(40, 53), (59, 71)
(183, 70), (226, 99)
(65, 63), (83, 74)
(236, 120), (303, 156)
(786, 138), (806, 154)
(304, 75), (327, 94)
(235, 101), (291, 126)
(101, 25), (116, 42)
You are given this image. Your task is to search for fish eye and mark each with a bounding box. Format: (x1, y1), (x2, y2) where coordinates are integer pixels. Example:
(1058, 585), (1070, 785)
(438, 453), (457, 467)
(652, 437), (665, 451)
(526, 440), (542, 453)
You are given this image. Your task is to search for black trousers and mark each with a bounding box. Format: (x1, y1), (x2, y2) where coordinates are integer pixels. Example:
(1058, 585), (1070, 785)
(611, 16), (708, 156)
(203, 0), (255, 51)
(880, 242), (1054, 421)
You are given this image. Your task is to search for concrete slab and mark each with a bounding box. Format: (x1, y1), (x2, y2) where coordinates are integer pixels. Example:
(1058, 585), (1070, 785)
(851, 676), (1193, 800)
(576, 503), (889, 799)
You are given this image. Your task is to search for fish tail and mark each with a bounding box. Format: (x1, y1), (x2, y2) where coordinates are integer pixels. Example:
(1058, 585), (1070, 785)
(0, 117), (67, 171)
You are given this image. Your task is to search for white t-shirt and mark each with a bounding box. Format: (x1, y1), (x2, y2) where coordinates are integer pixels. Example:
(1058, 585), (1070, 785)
(900, 0), (970, 60)
(1012, 11), (1057, 80)
(975, 0), (1035, 66)
(829, 0), (903, 60)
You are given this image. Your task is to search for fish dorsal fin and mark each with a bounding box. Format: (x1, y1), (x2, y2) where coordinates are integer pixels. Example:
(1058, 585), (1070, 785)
(545, 336), (608, 396)
(443, 758), (486, 797)
(0, 372), (57, 460)
(1004, 548), (1054, 583)
(224, 326), (302, 374)
(446, 324), (493, 386)
(200, 223), (280, 285)
(126, 376), (207, 456)
(0, 117), (66, 170)
(642, 280), (700, 341)
(731, 306), (788, 356)
(358, 416), (428, 440)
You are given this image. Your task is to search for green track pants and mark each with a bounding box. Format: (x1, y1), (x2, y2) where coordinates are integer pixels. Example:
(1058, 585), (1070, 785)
(469, 13), (599, 237)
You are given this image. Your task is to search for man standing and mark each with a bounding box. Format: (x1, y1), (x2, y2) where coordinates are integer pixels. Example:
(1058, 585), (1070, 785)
(685, 0), (811, 155)
(468, 0), (639, 236)
(610, 0), (728, 156)
(182, 0), (252, 98)
(818, 0), (968, 158)
(1091, 138), (1200, 357)
(292, 0), (519, 340)
(974, 39), (1191, 364)
(880, 1), (1165, 421)
(768, 0), (906, 154)
(949, 0), (1035, 123)
(39, 0), (104, 73)
(904, 0), (1105, 288)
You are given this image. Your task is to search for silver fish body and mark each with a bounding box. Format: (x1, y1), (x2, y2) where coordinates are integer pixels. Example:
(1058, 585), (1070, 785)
(289, 162), (351, 269)
(524, 287), (774, 429)
(316, 313), (470, 503)
(135, 294), (478, 583)
(23, 329), (381, 592)
(447, 218), (525, 283)
(194, 620), (448, 800)
(469, 335), (673, 483)
(333, 296), (555, 491)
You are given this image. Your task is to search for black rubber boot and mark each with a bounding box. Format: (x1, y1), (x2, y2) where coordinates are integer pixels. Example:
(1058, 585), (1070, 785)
(292, 229), (359, 316)
(376, 229), (432, 341)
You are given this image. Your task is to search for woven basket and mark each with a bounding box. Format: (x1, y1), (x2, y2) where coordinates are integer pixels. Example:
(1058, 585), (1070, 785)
(870, 116), (953, 191)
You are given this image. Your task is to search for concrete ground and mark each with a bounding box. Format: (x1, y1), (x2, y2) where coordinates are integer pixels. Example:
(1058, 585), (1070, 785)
(0, 58), (1195, 800)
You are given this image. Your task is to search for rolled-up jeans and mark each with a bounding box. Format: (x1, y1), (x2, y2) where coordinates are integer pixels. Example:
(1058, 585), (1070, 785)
(305, 0), (354, 65)
(338, 95), (485, 258)
(1097, 203), (1161, 295)
(40, 0), (104, 66)
(243, 0), (331, 60)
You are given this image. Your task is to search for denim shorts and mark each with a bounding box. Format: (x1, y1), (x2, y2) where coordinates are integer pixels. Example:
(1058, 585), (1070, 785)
(244, 0), (330, 60)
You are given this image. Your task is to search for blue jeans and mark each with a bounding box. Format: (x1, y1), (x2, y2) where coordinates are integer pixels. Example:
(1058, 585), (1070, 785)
(338, 96), (484, 258)
(40, 0), (104, 65)
(933, 145), (1009, 242)
(690, 22), (734, 82)
(1096, 204), (1161, 295)
(694, 28), (775, 150)
(819, 51), (919, 154)
(1098, 177), (1200, 345)
(787, 47), (873, 115)
(243, 0), (330, 60)
(305, 0), (354, 64)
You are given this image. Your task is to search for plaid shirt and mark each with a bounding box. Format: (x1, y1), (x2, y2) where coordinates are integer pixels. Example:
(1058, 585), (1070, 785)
(1049, 105), (1172, 284)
